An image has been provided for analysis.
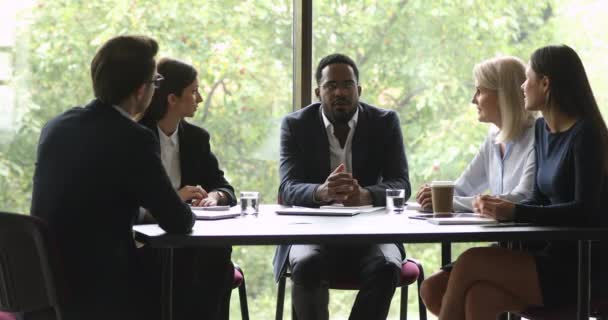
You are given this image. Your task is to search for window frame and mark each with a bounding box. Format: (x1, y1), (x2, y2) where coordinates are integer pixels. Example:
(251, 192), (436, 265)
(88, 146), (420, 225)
(293, 0), (313, 110)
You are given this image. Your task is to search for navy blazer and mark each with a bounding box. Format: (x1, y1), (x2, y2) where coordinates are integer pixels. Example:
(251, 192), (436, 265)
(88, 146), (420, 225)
(31, 99), (195, 317)
(273, 102), (411, 281)
(141, 119), (237, 206)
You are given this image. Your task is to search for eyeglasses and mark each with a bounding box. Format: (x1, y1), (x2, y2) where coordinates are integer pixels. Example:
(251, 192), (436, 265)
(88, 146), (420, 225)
(321, 81), (357, 91)
(148, 74), (164, 89)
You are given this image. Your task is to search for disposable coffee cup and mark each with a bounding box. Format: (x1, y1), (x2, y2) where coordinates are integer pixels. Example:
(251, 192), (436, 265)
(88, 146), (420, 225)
(430, 181), (454, 217)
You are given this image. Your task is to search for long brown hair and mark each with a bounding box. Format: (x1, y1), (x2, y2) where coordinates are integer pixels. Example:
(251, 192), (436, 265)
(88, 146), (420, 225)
(530, 44), (608, 173)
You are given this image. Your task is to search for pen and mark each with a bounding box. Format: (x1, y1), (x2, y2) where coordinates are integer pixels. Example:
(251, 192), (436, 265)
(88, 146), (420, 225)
(481, 222), (532, 228)
(408, 214), (433, 220)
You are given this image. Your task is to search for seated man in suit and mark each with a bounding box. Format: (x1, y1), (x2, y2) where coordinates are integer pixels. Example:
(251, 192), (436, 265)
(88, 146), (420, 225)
(30, 35), (195, 320)
(274, 53), (410, 320)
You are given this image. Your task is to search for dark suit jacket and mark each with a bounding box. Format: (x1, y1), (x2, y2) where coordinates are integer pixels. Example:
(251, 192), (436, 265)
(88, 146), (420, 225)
(140, 119), (237, 205)
(138, 119), (235, 319)
(31, 99), (195, 319)
(273, 102), (411, 281)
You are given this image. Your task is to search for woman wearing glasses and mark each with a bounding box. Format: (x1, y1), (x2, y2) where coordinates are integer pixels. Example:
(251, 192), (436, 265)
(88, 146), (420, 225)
(432, 45), (608, 319)
(417, 55), (537, 316)
(139, 57), (236, 319)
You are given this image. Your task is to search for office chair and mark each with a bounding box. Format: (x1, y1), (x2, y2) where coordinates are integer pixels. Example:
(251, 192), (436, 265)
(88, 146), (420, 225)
(275, 258), (427, 320)
(232, 264), (250, 320)
(0, 312), (15, 320)
(0, 211), (65, 320)
(0, 210), (251, 320)
(509, 299), (608, 320)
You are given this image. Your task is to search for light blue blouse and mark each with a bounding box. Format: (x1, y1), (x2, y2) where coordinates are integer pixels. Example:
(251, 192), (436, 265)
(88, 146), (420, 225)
(453, 125), (536, 212)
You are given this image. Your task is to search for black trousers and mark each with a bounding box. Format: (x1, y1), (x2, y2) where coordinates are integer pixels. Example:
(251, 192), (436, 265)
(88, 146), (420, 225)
(288, 244), (403, 320)
(139, 246), (234, 320)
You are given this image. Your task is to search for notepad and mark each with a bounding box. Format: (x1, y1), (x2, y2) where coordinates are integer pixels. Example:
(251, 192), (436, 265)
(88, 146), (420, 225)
(192, 205), (230, 211)
(410, 212), (482, 220)
(276, 206), (384, 216)
(276, 208), (361, 216)
(191, 207), (240, 220)
(320, 204), (374, 210)
(427, 217), (497, 225)
(319, 205), (384, 213)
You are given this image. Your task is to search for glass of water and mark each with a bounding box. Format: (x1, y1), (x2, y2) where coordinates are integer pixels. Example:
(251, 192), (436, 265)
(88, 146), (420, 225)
(240, 191), (260, 217)
(386, 189), (405, 213)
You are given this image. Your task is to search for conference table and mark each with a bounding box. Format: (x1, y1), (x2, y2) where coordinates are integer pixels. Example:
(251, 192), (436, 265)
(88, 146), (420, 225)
(133, 204), (606, 320)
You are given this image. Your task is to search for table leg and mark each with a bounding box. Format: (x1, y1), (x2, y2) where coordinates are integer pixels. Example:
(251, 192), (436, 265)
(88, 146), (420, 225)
(162, 248), (174, 320)
(577, 240), (590, 320)
(441, 241), (451, 266)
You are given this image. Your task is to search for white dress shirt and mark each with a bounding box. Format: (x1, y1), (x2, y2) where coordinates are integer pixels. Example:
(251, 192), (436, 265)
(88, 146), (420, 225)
(453, 125), (536, 211)
(320, 106), (359, 173)
(157, 126), (182, 190)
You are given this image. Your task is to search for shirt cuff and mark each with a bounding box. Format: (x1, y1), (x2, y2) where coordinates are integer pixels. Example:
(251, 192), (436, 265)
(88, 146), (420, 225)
(210, 190), (227, 205)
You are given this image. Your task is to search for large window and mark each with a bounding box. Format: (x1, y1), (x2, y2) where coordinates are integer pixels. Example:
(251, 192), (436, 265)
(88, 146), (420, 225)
(0, 0), (17, 132)
(2, 1), (293, 210)
(1, 0), (607, 319)
(311, 0), (608, 318)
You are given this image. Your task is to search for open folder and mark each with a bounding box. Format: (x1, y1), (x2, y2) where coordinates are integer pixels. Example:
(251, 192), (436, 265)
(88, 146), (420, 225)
(191, 206), (241, 220)
(275, 206), (384, 217)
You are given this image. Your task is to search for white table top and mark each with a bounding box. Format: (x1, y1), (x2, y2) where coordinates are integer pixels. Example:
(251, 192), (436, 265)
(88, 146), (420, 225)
(133, 204), (608, 247)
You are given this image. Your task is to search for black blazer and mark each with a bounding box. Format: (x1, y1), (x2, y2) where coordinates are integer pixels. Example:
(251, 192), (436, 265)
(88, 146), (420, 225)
(273, 102), (411, 281)
(141, 119), (237, 206)
(31, 99), (195, 318)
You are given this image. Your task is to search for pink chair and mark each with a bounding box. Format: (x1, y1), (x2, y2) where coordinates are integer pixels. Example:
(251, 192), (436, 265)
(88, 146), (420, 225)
(232, 264), (250, 320)
(275, 258), (427, 320)
(0, 312), (15, 320)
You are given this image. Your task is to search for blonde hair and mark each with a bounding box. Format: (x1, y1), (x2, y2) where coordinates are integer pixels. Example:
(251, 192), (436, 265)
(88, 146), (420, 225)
(473, 56), (536, 143)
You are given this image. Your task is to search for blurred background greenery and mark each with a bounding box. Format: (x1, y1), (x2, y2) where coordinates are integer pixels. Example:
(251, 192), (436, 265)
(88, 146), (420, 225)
(1, 0), (607, 319)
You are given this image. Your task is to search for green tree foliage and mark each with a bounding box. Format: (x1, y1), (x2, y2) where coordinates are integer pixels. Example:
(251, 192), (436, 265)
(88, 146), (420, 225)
(310, 2), (555, 316)
(0, 0), (564, 318)
(313, 0), (554, 190)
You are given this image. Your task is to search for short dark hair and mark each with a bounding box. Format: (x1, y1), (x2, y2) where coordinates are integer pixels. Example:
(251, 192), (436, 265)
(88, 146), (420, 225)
(90, 35), (159, 105)
(140, 58), (198, 125)
(315, 53), (359, 85)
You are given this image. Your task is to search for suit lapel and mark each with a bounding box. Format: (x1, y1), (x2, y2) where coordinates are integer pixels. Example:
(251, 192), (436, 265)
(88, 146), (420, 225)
(352, 104), (369, 176)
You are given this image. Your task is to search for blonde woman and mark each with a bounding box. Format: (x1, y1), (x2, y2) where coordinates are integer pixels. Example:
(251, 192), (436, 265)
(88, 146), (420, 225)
(416, 56), (536, 315)
(434, 45), (608, 320)
(417, 56), (536, 212)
